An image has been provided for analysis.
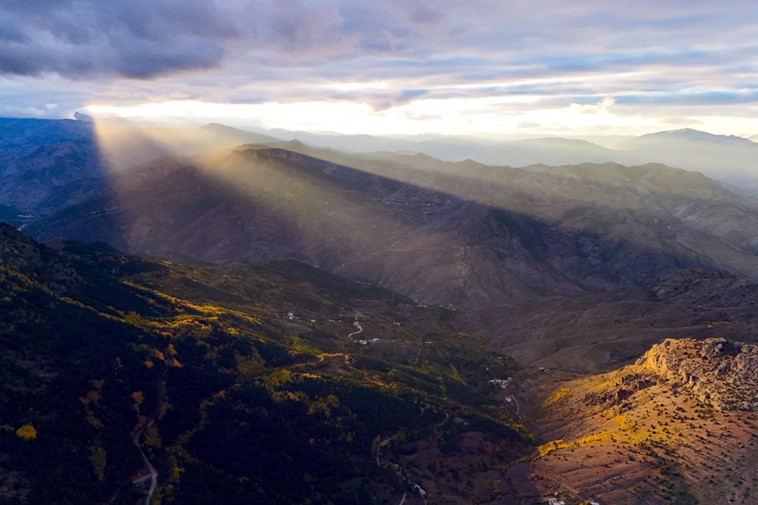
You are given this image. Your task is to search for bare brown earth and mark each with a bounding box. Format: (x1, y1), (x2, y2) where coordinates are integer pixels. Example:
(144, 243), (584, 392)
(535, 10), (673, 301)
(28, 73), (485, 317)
(484, 269), (758, 372)
(522, 339), (758, 505)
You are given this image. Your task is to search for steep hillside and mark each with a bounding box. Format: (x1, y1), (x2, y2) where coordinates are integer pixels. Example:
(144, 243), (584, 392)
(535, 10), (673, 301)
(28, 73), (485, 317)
(527, 338), (758, 505)
(26, 144), (758, 318)
(0, 117), (94, 148)
(4, 222), (758, 504)
(0, 223), (534, 505)
(0, 118), (103, 211)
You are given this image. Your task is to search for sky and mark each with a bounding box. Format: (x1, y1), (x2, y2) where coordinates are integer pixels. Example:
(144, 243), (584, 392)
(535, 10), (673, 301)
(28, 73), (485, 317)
(1, 0), (757, 139)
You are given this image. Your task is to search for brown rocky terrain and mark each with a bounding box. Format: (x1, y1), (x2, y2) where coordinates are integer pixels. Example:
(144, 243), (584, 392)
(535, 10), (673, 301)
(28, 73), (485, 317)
(525, 337), (758, 504)
(640, 338), (758, 412)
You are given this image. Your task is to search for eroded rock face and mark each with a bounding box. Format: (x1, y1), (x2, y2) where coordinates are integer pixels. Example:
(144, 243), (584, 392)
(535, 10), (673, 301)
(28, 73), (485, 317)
(638, 338), (758, 411)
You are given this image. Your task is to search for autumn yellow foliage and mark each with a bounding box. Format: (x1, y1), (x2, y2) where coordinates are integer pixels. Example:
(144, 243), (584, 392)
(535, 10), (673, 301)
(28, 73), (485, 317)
(537, 432), (614, 458)
(264, 369), (293, 388)
(89, 443), (107, 481)
(16, 423), (37, 441)
(614, 413), (632, 431)
(544, 387), (572, 406)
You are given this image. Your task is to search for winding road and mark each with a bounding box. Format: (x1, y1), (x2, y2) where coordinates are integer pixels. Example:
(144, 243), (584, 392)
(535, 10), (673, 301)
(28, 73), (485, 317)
(130, 368), (169, 504)
(132, 422), (158, 504)
(347, 314), (363, 339)
(505, 394), (521, 416)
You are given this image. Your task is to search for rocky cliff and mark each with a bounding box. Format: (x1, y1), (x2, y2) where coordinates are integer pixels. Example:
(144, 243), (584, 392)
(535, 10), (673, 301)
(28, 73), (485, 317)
(639, 337), (758, 411)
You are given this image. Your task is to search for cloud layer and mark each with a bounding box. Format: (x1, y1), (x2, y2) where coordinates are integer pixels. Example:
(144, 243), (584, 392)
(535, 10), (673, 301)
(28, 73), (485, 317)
(1, 0), (757, 136)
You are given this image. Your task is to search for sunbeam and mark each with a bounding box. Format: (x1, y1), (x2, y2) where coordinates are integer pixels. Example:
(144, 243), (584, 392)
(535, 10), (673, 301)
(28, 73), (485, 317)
(82, 117), (758, 313)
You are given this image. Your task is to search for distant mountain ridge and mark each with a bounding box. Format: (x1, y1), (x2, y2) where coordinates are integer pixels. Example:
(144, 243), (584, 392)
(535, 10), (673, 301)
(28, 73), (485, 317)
(257, 125), (758, 196)
(2, 117), (757, 214)
(0, 117), (93, 148)
(624, 127), (754, 145)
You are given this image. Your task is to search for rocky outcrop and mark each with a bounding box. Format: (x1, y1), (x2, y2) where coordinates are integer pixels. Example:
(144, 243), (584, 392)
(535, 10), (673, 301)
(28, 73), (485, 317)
(639, 338), (758, 411)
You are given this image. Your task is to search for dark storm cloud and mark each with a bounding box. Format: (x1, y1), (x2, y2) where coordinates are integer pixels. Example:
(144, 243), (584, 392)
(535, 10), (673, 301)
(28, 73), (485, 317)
(0, 0), (235, 78)
(2, 0), (758, 126)
(3, 0), (756, 84)
(0, 0), (453, 79)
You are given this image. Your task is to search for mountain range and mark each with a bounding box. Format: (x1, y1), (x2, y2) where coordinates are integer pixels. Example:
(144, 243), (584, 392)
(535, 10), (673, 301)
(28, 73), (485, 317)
(2, 117), (758, 504)
(6, 116), (758, 367)
(262, 125), (758, 197)
(18, 135), (758, 367)
(3, 117), (758, 217)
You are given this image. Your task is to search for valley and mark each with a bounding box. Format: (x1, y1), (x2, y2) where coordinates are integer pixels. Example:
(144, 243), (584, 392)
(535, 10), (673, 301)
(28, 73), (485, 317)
(1, 118), (757, 504)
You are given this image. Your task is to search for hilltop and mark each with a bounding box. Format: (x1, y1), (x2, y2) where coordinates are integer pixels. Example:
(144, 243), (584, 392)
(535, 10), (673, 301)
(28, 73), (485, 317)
(640, 338), (758, 411)
(528, 338), (758, 505)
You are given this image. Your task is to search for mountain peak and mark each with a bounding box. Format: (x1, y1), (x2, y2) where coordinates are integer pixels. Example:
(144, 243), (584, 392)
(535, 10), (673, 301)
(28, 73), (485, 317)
(280, 138), (309, 149)
(200, 122), (239, 131)
(74, 111), (94, 122)
(637, 128), (752, 144)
